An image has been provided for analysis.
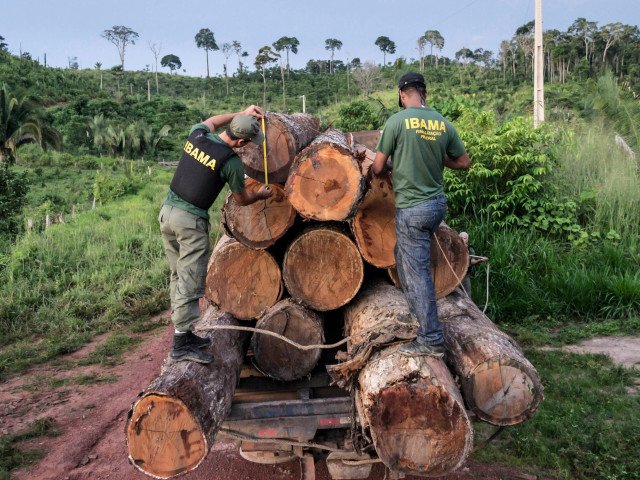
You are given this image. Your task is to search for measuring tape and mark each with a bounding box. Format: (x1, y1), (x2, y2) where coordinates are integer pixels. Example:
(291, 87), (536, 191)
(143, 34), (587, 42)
(261, 117), (269, 186)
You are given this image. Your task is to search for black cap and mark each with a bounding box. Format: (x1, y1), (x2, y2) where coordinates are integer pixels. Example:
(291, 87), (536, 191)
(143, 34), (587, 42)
(398, 72), (426, 107)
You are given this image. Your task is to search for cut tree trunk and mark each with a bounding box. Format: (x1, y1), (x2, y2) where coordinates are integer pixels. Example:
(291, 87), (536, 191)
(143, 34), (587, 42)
(343, 281), (473, 476)
(350, 172), (396, 268)
(387, 222), (468, 298)
(126, 307), (249, 478)
(237, 112), (319, 184)
(285, 129), (366, 221)
(251, 299), (324, 381)
(221, 178), (296, 250)
(205, 236), (282, 320)
(438, 289), (544, 426)
(283, 226), (364, 311)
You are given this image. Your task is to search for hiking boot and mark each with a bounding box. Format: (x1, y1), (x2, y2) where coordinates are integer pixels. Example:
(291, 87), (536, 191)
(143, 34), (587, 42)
(398, 340), (445, 358)
(185, 331), (211, 349)
(169, 334), (214, 364)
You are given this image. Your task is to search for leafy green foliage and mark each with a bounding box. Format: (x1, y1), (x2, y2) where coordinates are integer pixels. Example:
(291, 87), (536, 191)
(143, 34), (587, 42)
(0, 163), (29, 242)
(335, 100), (378, 131)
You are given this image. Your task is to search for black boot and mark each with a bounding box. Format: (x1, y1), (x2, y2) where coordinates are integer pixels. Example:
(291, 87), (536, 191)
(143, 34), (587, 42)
(169, 333), (214, 364)
(185, 331), (211, 349)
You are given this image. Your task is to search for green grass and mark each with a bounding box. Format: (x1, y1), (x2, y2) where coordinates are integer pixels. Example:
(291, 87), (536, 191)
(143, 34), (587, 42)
(468, 224), (640, 327)
(472, 349), (640, 479)
(555, 121), (640, 238)
(0, 165), (174, 379)
(0, 417), (60, 479)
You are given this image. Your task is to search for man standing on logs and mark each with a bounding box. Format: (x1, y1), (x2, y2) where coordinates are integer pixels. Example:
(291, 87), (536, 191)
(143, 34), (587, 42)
(159, 106), (272, 364)
(373, 72), (470, 357)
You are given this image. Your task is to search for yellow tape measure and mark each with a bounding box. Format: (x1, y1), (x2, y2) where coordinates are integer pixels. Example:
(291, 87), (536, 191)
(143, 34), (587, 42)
(261, 117), (268, 186)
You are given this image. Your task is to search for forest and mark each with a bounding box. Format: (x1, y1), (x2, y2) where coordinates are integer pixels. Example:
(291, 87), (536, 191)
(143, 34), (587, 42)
(1, 17), (640, 479)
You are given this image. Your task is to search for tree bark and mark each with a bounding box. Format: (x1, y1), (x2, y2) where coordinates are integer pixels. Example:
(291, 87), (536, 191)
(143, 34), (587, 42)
(343, 281), (473, 477)
(437, 289), (544, 426)
(283, 225), (364, 311)
(205, 236), (282, 320)
(221, 178), (296, 250)
(285, 129), (366, 222)
(237, 112), (319, 184)
(387, 223), (468, 299)
(251, 299), (324, 381)
(125, 307), (249, 478)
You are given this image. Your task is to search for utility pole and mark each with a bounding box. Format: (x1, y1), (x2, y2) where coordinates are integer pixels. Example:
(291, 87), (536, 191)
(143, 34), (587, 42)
(533, 0), (545, 127)
(300, 95), (306, 114)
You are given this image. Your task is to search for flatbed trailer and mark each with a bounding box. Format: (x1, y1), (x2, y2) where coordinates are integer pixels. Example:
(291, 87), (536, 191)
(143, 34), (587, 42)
(218, 366), (384, 480)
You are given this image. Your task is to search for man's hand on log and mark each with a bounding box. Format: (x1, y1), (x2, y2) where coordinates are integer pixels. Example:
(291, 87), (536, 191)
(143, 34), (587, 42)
(243, 105), (264, 119)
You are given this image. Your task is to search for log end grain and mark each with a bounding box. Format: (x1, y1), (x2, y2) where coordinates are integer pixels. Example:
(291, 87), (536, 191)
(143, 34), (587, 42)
(223, 179), (296, 250)
(283, 228), (364, 311)
(205, 242), (282, 320)
(251, 299), (324, 381)
(126, 394), (207, 478)
(464, 356), (543, 426)
(351, 176), (396, 268)
(359, 351), (473, 476)
(286, 143), (365, 221)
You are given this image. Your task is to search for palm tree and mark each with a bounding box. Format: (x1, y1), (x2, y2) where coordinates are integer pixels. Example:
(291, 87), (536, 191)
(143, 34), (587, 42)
(1, 84), (61, 164)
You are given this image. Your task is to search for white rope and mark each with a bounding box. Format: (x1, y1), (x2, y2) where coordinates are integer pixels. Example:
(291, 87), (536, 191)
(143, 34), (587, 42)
(433, 233), (491, 312)
(198, 324), (399, 351)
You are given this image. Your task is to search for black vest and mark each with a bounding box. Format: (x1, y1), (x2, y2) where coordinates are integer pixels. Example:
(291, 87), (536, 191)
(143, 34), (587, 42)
(170, 128), (236, 210)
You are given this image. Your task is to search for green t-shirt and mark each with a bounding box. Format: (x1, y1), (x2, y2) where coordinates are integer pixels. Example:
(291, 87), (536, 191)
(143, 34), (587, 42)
(163, 123), (245, 219)
(376, 107), (466, 208)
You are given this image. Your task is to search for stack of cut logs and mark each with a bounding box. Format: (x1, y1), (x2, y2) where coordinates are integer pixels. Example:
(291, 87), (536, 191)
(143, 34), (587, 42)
(126, 113), (544, 478)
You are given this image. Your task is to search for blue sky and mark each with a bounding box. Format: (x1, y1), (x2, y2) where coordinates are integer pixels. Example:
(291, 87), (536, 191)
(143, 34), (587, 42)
(1, 0), (638, 77)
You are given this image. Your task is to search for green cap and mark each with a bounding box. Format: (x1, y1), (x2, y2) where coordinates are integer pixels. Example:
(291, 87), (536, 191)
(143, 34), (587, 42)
(229, 115), (264, 145)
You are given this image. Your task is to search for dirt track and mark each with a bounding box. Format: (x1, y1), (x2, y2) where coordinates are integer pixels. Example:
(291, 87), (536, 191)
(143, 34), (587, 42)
(9, 307), (636, 479)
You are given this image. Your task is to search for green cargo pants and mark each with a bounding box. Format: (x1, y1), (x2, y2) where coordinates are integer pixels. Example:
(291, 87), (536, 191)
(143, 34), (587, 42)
(158, 204), (210, 332)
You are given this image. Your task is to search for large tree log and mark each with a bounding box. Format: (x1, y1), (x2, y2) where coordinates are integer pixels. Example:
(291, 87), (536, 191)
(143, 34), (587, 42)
(350, 172), (396, 268)
(251, 299), (324, 381)
(342, 281), (473, 476)
(126, 308), (249, 478)
(285, 129), (366, 221)
(438, 289), (544, 426)
(237, 112), (319, 184)
(283, 226), (364, 311)
(387, 222), (469, 298)
(221, 178), (296, 250)
(205, 236), (282, 320)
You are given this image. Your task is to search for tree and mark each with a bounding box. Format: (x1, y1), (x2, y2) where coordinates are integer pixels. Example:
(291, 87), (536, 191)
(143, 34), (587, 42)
(254, 46), (279, 110)
(455, 47), (473, 67)
(0, 84), (61, 164)
(101, 26), (139, 75)
(231, 41), (242, 73)
(325, 38), (343, 74)
(161, 54), (182, 75)
(424, 30), (444, 66)
(94, 62), (102, 70)
(272, 36), (300, 75)
(599, 22), (624, 65)
(68, 56), (79, 70)
(374, 36), (396, 65)
(351, 62), (382, 98)
(221, 42), (233, 95)
(417, 36), (427, 71)
(570, 17), (598, 62)
(149, 41), (162, 94)
(195, 28), (218, 78)
(0, 35), (7, 52)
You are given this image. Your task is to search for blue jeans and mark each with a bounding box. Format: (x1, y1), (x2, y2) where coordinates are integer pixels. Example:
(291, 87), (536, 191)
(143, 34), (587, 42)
(394, 195), (447, 346)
